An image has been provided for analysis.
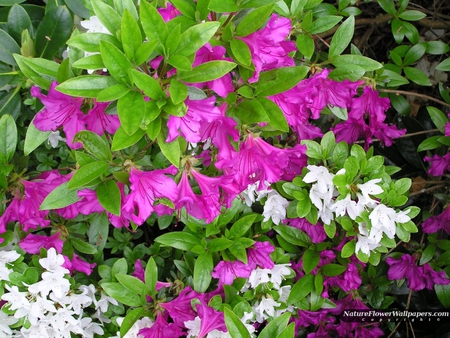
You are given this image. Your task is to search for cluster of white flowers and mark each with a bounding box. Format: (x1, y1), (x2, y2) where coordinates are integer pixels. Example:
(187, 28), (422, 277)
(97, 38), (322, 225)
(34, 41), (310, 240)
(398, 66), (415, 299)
(242, 181), (289, 225)
(111, 317), (154, 338)
(303, 165), (411, 256)
(1, 248), (117, 338)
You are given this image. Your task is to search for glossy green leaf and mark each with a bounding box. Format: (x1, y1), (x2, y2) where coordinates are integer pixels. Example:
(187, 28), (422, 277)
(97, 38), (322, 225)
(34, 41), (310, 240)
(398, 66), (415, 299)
(436, 58), (450, 71)
(121, 9), (142, 61)
(146, 117), (161, 141)
(435, 283), (450, 308)
(24, 120), (50, 156)
(111, 126), (145, 151)
(96, 180), (121, 216)
(276, 323), (295, 338)
(229, 214), (258, 238)
(329, 65), (365, 82)
(97, 84), (131, 102)
(377, 0), (396, 15)
(135, 40), (158, 65)
(296, 34), (314, 60)
(232, 99), (269, 124)
(91, 0), (121, 35)
(170, 0), (195, 19)
(240, 0), (285, 8)
(56, 75), (118, 98)
(321, 263), (347, 276)
(72, 54), (105, 71)
(130, 69), (163, 100)
(40, 182), (79, 210)
(116, 274), (149, 295)
(333, 54), (382, 71)
(0, 114), (17, 164)
(119, 307), (145, 338)
(100, 40), (133, 85)
(114, 0), (139, 19)
(140, 1), (168, 54)
(403, 43), (427, 66)
(67, 33), (122, 53)
(229, 39), (252, 67)
(341, 239), (355, 258)
(145, 257), (157, 294)
(329, 15), (354, 58)
(64, 0), (90, 18)
(87, 212), (109, 251)
(0, 89), (20, 120)
(157, 129), (181, 167)
(101, 282), (144, 307)
(73, 130), (112, 161)
(427, 106), (447, 132)
(170, 79), (188, 105)
(381, 69), (409, 87)
(224, 308), (252, 338)
(35, 6), (73, 59)
(14, 54), (59, 90)
(287, 273), (314, 305)
(167, 54), (193, 71)
(403, 67), (431, 86)
(68, 161), (109, 189)
(309, 15), (342, 34)
(257, 97), (288, 132)
(259, 312), (291, 338)
(7, 4), (32, 44)
(194, 252), (213, 292)
(0, 29), (20, 65)
(179, 61), (236, 83)
(117, 91), (145, 135)
(273, 225), (309, 247)
(399, 10), (426, 21)
(426, 41), (450, 55)
(155, 232), (202, 251)
(208, 0), (239, 12)
(235, 4), (274, 37)
(70, 238), (97, 255)
(174, 21), (220, 57)
(302, 249), (320, 274)
(417, 136), (442, 152)
(255, 66), (309, 96)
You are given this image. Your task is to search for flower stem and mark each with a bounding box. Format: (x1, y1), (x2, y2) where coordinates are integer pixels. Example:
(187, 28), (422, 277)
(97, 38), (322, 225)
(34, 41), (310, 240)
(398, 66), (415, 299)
(378, 88), (450, 109)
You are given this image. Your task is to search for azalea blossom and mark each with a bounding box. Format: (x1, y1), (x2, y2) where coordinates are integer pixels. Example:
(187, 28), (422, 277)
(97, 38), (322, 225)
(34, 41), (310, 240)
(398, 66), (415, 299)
(262, 190), (289, 225)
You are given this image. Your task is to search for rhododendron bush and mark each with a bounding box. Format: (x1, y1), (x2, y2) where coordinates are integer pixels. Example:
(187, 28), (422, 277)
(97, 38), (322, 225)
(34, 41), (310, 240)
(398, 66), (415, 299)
(0, 0), (450, 337)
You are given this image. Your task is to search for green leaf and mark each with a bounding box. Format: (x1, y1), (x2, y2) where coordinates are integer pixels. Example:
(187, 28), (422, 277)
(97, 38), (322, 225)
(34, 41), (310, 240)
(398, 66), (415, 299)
(114, 0), (139, 19)
(91, 0), (121, 35)
(417, 136), (442, 152)
(321, 263), (346, 276)
(72, 54), (105, 71)
(130, 69), (163, 100)
(56, 75), (118, 98)
(240, 0), (282, 8)
(101, 282), (144, 307)
(435, 283), (450, 308)
(169, 80), (188, 105)
(235, 4), (274, 37)
(68, 161), (109, 189)
(140, 1), (168, 54)
(333, 54), (382, 71)
(404, 66), (431, 86)
(157, 129), (181, 167)
(341, 240), (355, 258)
(117, 91), (145, 135)
(119, 307), (145, 338)
(329, 15), (354, 58)
(0, 29), (20, 65)
(321, 131), (336, 158)
(70, 238), (97, 255)
(7, 4), (32, 44)
(40, 182), (79, 210)
(224, 308), (252, 338)
(155, 232), (202, 251)
(294, 190), (311, 218)
(135, 40), (158, 65)
(403, 43), (427, 66)
(121, 10), (142, 61)
(309, 15), (342, 34)
(208, 0), (239, 12)
(24, 120), (50, 156)
(146, 117), (162, 141)
(14, 54), (59, 90)
(257, 97), (289, 132)
(64, 0), (90, 18)
(194, 252), (213, 292)
(111, 126), (145, 151)
(97, 84), (131, 102)
(427, 106), (447, 132)
(206, 237), (234, 251)
(74, 130), (112, 161)
(87, 212), (109, 251)
(296, 34), (314, 60)
(174, 21), (220, 57)
(399, 10), (426, 21)
(302, 249), (320, 274)
(232, 99), (269, 124)
(259, 312), (291, 338)
(35, 6), (73, 59)
(0, 114), (17, 164)
(179, 60), (237, 83)
(377, 0), (396, 15)
(170, 0), (195, 18)
(67, 33), (122, 53)
(276, 323), (295, 338)
(96, 180), (121, 216)
(436, 58), (450, 71)
(329, 65), (365, 82)
(273, 225), (309, 247)
(100, 40), (133, 85)
(116, 274), (149, 295)
(255, 66), (309, 96)
(288, 273), (314, 304)
(426, 41), (450, 55)
(381, 69), (409, 87)
(230, 214), (258, 238)
(230, 39), (252, 67)
(145, 257), (157, 294)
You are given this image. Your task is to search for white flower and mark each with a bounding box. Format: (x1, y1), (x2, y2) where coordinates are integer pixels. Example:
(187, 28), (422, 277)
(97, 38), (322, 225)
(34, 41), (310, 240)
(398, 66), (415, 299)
(253, 296), (281, 322)
(39, 248), (69, 274)
(248, 268), (271, 288)
(207, 330), (231, 338)
(0, 250), (21, 281)
(2, 284), (31, 319)
(80, 317), (104, 338)
(114, 317), (153, 338)
(47, 131), (66, 148)
(28, 295), (57, 325)
(28, 271), (71, 300)
(368, 204), (398, 241)
(277, 285), (292, 303)
(241, 181), (271, 206)
(356, 223), (381, 255)
(80, 16), (111, 34)
(357, 179), (383, 208)
(0, 310), (18, 337)
(262, 190), (289, 225)
(185, 316), (201, 338)
(303, 165), (334, 193)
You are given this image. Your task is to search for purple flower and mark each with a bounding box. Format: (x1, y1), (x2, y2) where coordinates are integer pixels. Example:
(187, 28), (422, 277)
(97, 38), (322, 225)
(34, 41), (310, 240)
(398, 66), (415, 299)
(211, 260), (253, 285)
(196, 295), (227, 338)
(289, 218), (326, 244)
(281, 144), (308, 181)
(132, 259), (172, 290)
(323, 262), (362, 295)
(19, 232), (64, 254)
(139, 313), (184, 338)
(445, 113), (450, 136)
(62, 253), (96, 275)
(386, 254), (425, 291)
(81, 100), (120, 135)
(123, 166), (178, 225)
(159, 286), (199, 327)
(247, 241), (275, 269)
(31, 82), (85, 149)
(424, 152), (450, 176)
(422, 205), (450, 235)
(421, 263), (450, 289)
(188, 43), (234, 97)
(157, 2), (180, 22)
(238, 14), (296, 83)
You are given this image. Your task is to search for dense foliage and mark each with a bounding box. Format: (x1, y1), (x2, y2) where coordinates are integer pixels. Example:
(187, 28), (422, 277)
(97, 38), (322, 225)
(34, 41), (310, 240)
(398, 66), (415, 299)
(0, 0), (449, 337)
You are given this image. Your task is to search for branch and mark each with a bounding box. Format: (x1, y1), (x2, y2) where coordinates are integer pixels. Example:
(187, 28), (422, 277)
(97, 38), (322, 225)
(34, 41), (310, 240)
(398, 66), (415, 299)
(378, 88), (450, 109)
